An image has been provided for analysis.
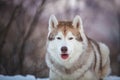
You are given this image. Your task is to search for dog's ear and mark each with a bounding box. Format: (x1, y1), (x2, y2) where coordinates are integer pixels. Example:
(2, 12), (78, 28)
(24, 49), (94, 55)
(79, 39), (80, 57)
(72, 15), (88, 44)
(49, 15), (58, 32)
(72, 15), (83, 30)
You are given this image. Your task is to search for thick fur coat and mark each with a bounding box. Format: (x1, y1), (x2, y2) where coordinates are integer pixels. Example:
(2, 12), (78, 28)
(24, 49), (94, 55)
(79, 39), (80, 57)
(46, 15), (111, 80)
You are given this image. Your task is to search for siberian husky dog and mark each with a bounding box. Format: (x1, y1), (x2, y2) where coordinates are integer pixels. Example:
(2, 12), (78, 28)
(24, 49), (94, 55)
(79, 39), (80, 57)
(46, 15), (111, 80)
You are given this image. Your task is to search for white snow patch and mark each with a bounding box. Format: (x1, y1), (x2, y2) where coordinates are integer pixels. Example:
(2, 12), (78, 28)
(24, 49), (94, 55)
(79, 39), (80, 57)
(0, 75), (120, 80)
(105, 76), (120, 80)
(0, 75), (49, 80)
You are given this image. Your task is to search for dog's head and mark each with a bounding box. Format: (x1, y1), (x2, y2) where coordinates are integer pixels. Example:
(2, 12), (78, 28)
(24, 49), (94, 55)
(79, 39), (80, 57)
(47, 15), (88, 67)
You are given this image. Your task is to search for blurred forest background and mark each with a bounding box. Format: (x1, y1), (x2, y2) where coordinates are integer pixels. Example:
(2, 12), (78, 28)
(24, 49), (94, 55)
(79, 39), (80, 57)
(0, 0), (120, 78)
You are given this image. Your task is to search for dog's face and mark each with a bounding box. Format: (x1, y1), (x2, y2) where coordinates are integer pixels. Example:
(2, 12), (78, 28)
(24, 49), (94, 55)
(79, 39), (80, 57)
(47, 15), (87, 67)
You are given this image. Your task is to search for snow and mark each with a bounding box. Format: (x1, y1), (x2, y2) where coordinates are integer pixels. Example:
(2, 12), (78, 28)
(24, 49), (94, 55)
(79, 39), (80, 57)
(0, 75), (49, 80)
(0, 75), (120, 80)
(105, 76), (120, 80)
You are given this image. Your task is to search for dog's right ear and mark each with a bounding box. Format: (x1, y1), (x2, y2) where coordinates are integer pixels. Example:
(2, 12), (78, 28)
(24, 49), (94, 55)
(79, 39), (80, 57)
(49, 15), (58, 32)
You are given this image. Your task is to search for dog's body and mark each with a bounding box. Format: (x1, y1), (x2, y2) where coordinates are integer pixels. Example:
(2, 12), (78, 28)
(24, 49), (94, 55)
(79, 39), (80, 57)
(46, 15), (111, 80)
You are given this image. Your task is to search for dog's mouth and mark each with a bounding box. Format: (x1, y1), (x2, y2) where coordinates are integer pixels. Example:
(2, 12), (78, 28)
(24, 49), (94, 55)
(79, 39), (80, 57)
(61, 54), (69, 59)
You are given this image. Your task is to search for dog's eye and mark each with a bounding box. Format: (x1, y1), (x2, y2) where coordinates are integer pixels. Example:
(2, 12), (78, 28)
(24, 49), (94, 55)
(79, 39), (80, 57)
(57, 37), (61, 40)
(69, 37), (73, 40)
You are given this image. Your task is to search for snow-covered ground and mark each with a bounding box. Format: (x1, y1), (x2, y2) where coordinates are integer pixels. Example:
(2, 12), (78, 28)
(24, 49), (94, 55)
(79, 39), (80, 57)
(0, 75), (49, 80)
(0, 75), (120, 80)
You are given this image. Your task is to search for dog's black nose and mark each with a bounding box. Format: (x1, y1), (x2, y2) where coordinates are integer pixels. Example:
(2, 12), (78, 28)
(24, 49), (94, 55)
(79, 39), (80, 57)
(61, 46), (67, 53)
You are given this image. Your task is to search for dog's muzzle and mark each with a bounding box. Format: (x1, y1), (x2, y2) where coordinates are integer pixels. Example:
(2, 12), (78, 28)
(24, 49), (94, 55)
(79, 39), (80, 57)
(61, 46), (69, 59)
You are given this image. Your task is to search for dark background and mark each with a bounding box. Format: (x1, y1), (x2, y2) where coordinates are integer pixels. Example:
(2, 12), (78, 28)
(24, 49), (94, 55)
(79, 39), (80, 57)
(0, 0), (120, 78)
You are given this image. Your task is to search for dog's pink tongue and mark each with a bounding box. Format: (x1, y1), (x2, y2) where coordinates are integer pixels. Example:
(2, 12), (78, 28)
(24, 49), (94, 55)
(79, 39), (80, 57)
(61, 54), (68, 59)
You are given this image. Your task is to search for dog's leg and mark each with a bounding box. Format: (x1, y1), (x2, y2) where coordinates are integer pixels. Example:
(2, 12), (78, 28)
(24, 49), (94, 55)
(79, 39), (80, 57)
(80, 70), (98, 80)
(49, 70), (62, 80)
(99, 43), (111, 79)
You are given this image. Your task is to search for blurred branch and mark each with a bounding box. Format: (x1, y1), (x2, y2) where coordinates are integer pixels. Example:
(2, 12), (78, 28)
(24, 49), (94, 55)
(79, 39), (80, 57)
(25, 0), (46, 40)
(17, 0), (46, 73)
(0, 0), (24, 74)
(0, 1), (23, 70)
(0, 6), (17, 52)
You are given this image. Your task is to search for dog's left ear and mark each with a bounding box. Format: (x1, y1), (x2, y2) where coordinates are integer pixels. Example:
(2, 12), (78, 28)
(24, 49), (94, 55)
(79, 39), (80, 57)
(72, 15), (83, 30)
(49, 15), (58, 32)
(73, 15), (88, 43)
